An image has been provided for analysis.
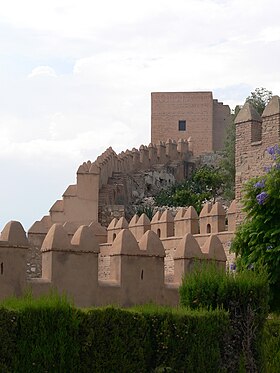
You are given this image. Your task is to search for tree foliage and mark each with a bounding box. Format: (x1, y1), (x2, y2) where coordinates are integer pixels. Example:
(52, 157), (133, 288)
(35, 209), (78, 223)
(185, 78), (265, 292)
(231, 145), (280, 310)
(246, 87), (273, 115)
(154, 165), (224, 213)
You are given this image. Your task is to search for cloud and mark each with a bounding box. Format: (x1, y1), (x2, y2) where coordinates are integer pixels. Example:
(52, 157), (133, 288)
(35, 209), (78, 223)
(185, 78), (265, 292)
(1, 0), (280, 229)
(28, 65), (57, 78)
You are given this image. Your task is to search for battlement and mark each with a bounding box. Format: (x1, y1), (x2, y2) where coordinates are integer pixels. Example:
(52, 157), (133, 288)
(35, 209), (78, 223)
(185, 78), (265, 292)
(93, 138), (190, 189)
(235, 95), (280, 222)
(34, 138), (191, 231)
(108, 200), (235, 241)
(151, 92), (231, 155)
(1, 206), (230, 307)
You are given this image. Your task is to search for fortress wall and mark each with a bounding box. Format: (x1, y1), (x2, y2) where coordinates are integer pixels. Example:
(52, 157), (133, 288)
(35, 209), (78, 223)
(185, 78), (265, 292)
(213, 99), (231, 151)
(151, 92), (230, 156)
(31, 138), (191, 249)
(95, 139), (190, 189)
(235, 96), (280, 222)
(1, 217), (228, 308)
(105, 200), (236, 282)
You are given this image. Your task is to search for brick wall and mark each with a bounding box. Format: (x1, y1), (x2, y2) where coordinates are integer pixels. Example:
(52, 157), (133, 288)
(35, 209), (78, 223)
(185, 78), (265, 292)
(151, 92), (230, 156)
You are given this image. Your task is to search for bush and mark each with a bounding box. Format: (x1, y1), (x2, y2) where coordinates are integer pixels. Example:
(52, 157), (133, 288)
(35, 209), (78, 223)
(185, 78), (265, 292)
(179, 263), (269, 372)
(0, 307), (18, 373)
(1, 292), (80, 373)
(78, 307), (150, 373)
(261, 316), (280, 372)
(0, 293), (231, 373)
(3, 291), (277, 372)
(133, 304), (229, 372)
(154, 165), (224, 213)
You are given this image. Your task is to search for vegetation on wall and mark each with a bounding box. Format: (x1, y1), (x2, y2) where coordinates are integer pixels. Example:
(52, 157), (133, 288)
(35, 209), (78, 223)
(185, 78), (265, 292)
(231, 144), (280, 310)
(246, 87), (273, 115)
(154, 165), (224, 213)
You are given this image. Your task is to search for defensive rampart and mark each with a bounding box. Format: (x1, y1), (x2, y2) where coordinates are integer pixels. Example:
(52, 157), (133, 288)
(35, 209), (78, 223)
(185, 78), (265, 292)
(235, 95), (280, 222)
(0, 201), (235, 307)
(31, 139), (191, 230)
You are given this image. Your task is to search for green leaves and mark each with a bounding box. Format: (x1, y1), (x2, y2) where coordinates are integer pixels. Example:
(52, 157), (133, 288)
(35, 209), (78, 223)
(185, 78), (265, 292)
(155, 165), (224, 213)
(246, 87), (273, 115)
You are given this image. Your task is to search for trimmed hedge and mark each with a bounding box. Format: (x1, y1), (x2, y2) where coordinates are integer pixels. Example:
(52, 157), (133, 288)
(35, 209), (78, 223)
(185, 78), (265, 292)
(0, 293), (79, 373)
(78, 307), (150, 372)
(179, 264), (269, 372)
(0, 308), (17, 373)
(132, 305), (229, 372)
(2, 290), (276, 372)
(261, 317), (280, 372)
(0, 293), (230, 373)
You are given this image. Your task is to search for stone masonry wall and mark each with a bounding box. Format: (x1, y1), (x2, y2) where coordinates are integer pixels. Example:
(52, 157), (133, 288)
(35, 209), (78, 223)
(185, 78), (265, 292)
(151, 92), (230, 156)
(235, 97), (280, 222)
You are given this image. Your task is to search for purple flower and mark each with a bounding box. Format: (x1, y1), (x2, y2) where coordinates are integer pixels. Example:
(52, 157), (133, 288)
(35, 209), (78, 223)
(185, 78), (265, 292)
(267, 145), (280, 160)
(264, 165), (272, 173)
(256, 191), (268, 205)
(266, 245), (273, 251)
(230, 263), (236, 271)
(254, 180), (265, 189)
(267, 146), (275, 155)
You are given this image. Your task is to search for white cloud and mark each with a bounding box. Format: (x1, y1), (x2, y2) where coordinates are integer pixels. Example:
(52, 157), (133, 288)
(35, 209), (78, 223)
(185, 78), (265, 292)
(1, 0), (280, 228)
(28, 66), (57, 78)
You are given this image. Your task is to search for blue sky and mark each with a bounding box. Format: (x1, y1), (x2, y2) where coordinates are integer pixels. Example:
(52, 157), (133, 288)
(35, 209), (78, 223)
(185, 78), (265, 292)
(1, 0), (280, 230)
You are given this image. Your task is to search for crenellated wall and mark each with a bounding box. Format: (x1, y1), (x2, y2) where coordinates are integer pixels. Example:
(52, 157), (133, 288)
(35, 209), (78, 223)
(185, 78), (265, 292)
(94, 139), (190, 189)
(1, 202), (231, 307)
(107, 200), (236, 282)
(31, 139), (191, 233)
(235, 96), (280, 222)
(151, 92), (231, 155)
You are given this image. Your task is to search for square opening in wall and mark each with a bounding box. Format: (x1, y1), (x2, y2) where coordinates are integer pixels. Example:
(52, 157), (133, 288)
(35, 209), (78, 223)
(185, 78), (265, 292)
(178, 120), (186, 131)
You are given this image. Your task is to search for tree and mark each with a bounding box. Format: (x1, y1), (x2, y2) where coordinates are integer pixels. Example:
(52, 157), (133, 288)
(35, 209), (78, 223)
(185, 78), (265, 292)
(154, 165), (224, 213)
(246, 87), (273, 115)
(231, 145), (280, 310)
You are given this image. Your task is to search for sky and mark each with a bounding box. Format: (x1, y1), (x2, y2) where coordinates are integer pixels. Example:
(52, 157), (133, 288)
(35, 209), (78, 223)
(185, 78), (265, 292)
(0, 0), (280, 230)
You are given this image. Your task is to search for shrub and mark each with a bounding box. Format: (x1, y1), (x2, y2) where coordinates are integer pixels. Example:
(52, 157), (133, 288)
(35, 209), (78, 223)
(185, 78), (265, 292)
(0, 293), (231, 373)
(154, 165), (224, 213)
(0, 308), (18, 373)
(132, 304), (229, 373)
(78, 307), (150, 373)
(179, 263), (269, 372)
(261, 316), (280, 372)
(1, 291), (80, 373)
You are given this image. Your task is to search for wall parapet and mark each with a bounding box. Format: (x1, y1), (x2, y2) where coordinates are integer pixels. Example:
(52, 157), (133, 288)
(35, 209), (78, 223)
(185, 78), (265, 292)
(1, 218), (227, 307)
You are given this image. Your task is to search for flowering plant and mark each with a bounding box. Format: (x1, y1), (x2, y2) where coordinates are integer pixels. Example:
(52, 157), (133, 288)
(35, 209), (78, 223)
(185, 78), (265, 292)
(231, 144), (280, 309)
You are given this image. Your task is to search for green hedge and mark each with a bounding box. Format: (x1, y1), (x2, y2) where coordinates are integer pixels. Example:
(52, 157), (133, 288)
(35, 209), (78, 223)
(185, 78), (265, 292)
(0, 293), (80, 373)
(0, 293), (230, 373)
(179, 264), (269, 372)
(261, 317), (280, 372)
(0, 308), (18, 373)
(78, 307), (150, 372)
(132, 305), (229, 372)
